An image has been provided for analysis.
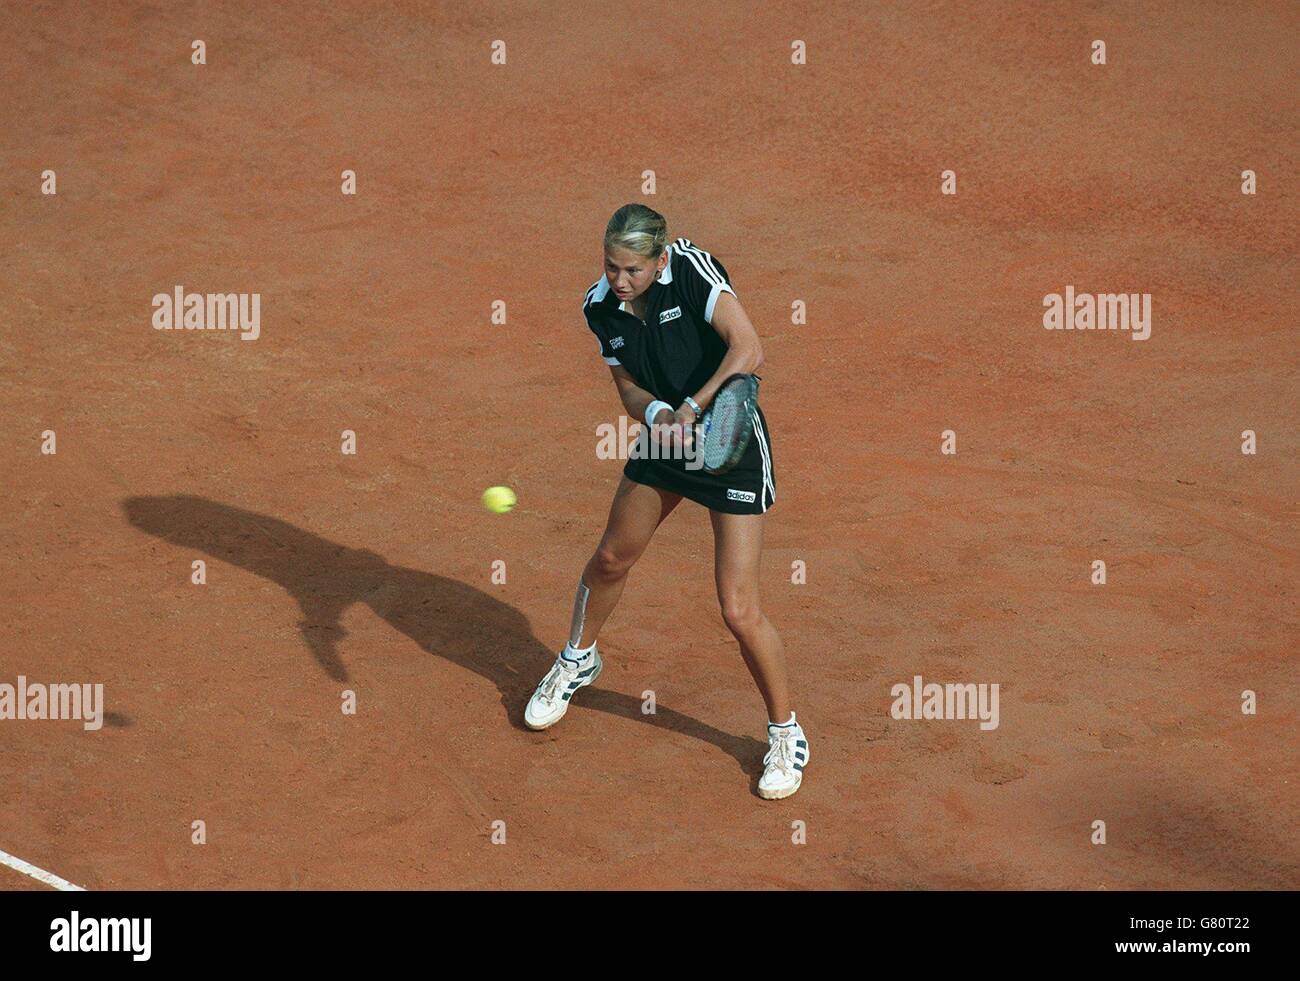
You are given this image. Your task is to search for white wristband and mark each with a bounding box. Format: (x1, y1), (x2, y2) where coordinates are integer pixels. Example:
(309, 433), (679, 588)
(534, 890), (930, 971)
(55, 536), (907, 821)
(645, 400), (673, 427)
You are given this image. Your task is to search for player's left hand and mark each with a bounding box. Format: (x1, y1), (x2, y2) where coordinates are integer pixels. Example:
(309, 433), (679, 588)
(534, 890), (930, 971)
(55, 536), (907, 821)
(673, 406), (696, 451)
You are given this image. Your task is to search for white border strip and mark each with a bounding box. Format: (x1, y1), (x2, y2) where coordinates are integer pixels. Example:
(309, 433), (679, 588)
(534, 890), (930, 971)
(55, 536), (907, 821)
(0, 847), (86, 891)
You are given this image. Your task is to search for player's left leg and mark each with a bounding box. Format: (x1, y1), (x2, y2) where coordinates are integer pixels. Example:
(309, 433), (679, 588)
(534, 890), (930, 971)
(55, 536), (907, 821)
(710, 510), (808, 799)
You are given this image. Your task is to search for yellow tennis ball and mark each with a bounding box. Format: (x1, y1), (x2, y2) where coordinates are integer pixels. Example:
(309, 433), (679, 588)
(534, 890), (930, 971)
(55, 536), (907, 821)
(482, 486), (517, 514)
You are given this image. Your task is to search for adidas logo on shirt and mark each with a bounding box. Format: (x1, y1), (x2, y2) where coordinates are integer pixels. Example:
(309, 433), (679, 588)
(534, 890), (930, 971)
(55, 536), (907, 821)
(659, 306), (683, 324)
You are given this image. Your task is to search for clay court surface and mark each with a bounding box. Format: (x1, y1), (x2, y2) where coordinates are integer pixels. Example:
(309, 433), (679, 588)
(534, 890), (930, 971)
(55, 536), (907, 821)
(2, 1), (1296, 889)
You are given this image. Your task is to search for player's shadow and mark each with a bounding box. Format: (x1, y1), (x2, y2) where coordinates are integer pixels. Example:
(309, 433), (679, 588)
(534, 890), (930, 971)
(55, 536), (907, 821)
(122, 495), (763, 771)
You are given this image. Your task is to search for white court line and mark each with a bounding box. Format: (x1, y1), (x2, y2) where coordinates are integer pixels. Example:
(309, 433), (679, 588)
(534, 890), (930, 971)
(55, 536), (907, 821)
(0, 847), (86, 891)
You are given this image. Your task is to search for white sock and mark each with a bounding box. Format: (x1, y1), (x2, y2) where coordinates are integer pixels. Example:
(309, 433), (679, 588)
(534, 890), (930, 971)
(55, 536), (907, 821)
(564, 640), (596, 661)
(769, 712), (797, 729)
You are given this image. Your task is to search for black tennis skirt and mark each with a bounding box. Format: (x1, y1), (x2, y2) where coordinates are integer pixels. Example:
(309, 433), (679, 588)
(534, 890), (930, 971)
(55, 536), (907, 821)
(624, 404), (776, 515)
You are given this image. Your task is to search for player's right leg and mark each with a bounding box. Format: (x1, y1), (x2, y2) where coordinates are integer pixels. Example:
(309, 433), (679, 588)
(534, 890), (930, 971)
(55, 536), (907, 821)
(574, 476), (682, 648)
(524, 476), (681, 730)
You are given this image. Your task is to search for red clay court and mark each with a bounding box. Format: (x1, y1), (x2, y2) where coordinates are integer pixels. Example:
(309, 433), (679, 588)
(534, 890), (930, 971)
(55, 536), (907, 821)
(1, 1), (1295, 889)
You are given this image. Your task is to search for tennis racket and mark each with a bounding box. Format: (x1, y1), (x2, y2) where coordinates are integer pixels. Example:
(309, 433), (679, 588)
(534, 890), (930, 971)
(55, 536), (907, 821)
(698, 373), (761, 475)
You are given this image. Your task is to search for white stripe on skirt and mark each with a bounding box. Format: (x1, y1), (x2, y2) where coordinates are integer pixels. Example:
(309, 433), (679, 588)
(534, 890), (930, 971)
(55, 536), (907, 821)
(750, 408), (775, 510)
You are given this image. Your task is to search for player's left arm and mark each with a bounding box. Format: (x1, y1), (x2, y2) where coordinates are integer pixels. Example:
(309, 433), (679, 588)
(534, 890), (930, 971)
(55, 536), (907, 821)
(686, 291), (765, 415)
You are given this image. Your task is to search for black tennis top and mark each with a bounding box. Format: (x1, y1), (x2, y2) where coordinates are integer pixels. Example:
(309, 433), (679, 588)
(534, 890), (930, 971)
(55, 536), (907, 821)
(582, 238), (737, 407)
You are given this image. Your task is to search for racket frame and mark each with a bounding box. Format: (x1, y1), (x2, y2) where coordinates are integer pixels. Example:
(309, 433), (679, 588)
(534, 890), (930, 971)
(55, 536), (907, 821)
(699, 373), (761, 475)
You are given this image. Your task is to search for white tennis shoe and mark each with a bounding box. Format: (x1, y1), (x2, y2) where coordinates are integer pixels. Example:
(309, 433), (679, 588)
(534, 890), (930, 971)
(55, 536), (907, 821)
(758, 713), (809, 800)
(524, 646), (603, 730)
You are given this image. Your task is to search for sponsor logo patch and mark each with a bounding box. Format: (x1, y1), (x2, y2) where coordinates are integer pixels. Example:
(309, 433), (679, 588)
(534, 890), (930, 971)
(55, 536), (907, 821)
(726, 489), (757, 503)
(659, 306), (683, 324)
(610, 336), (625, 349)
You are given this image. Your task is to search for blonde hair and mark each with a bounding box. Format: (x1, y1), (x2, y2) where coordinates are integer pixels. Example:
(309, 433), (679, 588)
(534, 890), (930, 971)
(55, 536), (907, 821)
(604, 203), (668, 260)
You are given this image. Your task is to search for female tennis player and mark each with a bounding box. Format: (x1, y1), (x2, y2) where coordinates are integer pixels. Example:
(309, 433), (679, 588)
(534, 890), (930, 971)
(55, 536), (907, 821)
(524, 203), (809, 800)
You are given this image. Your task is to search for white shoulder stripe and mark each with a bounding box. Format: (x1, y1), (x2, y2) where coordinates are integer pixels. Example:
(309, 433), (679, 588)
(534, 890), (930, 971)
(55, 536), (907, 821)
(677, 246), (723, 288)
(674, 238), (726, 286)
(584, 276), (610, 308)
(687, 244), (726, 283)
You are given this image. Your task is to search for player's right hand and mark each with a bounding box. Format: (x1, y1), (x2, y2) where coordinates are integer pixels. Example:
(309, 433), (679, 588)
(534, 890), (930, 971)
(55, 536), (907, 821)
(648, 411), (687, 455)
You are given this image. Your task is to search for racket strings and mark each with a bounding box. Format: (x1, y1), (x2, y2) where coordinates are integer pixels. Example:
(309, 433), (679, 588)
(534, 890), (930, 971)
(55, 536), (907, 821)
(704, 389), (745, 468)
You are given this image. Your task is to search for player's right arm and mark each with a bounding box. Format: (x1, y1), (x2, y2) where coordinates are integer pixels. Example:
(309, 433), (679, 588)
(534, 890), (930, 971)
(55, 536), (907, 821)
(609, 364), (693, 448)
(609, 363), (666, 423)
